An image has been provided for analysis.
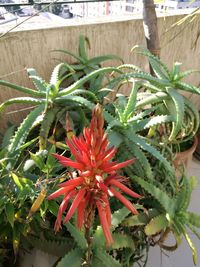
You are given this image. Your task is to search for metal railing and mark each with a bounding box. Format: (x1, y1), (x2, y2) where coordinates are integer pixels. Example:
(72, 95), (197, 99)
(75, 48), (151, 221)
(0, 0), (121, 7)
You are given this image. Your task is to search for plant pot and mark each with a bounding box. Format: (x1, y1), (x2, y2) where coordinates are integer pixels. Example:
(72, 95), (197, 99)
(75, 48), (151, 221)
(174, 135), (198, 176)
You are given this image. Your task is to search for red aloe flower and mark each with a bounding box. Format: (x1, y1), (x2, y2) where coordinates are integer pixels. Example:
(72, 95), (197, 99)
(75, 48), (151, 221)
(48, 104), (141, 245)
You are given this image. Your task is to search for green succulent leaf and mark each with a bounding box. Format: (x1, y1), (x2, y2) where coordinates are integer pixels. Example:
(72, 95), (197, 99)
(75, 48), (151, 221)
(183, 230), (197, 265)
(93, 207), (130, 248)
(136, 91), (168, 109)
(29, 151), (46, 170)
(93, 249), (121, 267)
(126, 132), (175, 186)
(111, 207), (131, 230)
(91, 255), (108, 267)
(57, 248), (83, 267)
(55, 95), (95, 110)
(27, 235), (73, 257)
(7, 104), (45, 168)
(123, 140), (154, 180)
(111, 233), (135, 250)
(132, 45), (171, 78)
(175, 175), (191, 212)
(0, 79), (46, 97)
(176, 81), (200, 95)
(145, 214), (168, 236)
(122, 81), (139, 122)
(165, 88), (185, 141)
(57, 67), (121, 97)
(50, 63), (65, 87)
(88, 54), (123, 66)
(133, 115), (175, 133)
(39, 108), (59, 150)
(0, 97), (44, 113)
(27, 68), (47, 93)
(132, 176), (175, 217)
(65, 222), (87, 250)
(123, 212), (149, 227)
(187, 212), (200, 228)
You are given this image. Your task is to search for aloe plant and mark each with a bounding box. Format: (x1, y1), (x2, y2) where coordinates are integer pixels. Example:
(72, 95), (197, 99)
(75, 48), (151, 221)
(123, 174), (200, 265)
(1, 41), (200, 267)
(53, 35), (123, 96)
(0, 64), (122, 168)
(106, 46), (200, 145)
(103, 80), (177, 192)
(132, 46), (200, 143)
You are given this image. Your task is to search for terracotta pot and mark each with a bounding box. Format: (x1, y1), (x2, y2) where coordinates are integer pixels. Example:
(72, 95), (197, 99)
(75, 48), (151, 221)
(174, 135), (198, 174)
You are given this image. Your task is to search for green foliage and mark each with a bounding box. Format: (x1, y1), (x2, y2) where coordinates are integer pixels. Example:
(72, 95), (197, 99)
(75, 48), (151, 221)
(0, 39), (200, 267)
(6, 104), (45, 169)
(92, 250), (121, 267)
(27, 234), (73, 257)
(145, 214), (168, 236)
(65, 222), (87, 250)
(57, 248), (83, 267)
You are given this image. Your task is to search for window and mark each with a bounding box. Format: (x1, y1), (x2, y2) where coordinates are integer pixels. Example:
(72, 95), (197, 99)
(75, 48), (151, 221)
(125, 5), (134, 12)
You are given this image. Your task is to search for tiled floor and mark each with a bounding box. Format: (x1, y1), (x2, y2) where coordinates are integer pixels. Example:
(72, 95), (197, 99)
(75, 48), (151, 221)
(147, 158), (200, 267)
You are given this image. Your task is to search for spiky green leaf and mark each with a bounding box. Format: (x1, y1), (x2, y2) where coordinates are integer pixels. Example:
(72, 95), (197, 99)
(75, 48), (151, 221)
(111, 233), (135, 250)
(132, 176), (175, 217)
(0, 97), (44, 113)
(145, 214), (168, 236)
(165, 88), (185, 141)
(0, 80), (45, 97)
(57, 67), (121, 97)
(65, 222), (87, 250)
(7, 105), (45, 167)
(94, 250), (121, 267)
(57, 248), (83, 267)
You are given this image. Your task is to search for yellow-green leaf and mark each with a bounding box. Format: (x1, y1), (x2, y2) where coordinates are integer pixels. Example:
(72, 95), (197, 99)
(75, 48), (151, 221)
(5, 203), (15, 228)
(145, 214), (168, 236)
(11, 172), (23, 190)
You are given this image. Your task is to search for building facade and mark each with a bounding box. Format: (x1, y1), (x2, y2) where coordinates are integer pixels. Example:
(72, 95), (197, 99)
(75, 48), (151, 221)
(156, 0), (200, 11)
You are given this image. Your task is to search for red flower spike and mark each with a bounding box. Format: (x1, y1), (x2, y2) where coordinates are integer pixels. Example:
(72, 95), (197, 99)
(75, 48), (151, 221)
(48, 104), (141, 246)
(48, 185), (77, 200)
(77, 199), (87, 229)
(108, 179), (142, 199)
(96, 200), (113, 246)
(109, 187), (138, 215)
(54, 190), (77, 232)
(58, 177), (84, 188)
(53, 153), (85, 170)
(64, 188), (86, 222)
(100, 194), (112, 227)
(103, 158), (136, 172)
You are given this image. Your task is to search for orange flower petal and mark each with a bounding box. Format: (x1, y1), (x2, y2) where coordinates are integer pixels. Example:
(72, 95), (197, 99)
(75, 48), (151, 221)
(58, 176), (84, 188)
(53, 153), (85, 170)
(96, 200), (113, 246)
(48, 185), (76, 200)
(103, 158), (136, 172)
(54, 190), (77, 232)
(110, 187), (138, 215)
(64, 188), (86, 222)
(108, 179), (141, 199)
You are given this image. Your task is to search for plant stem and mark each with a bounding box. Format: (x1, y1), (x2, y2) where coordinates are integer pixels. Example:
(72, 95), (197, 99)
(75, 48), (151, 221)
(85, 226), (92, 266)
(142, 0), (160, 75)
